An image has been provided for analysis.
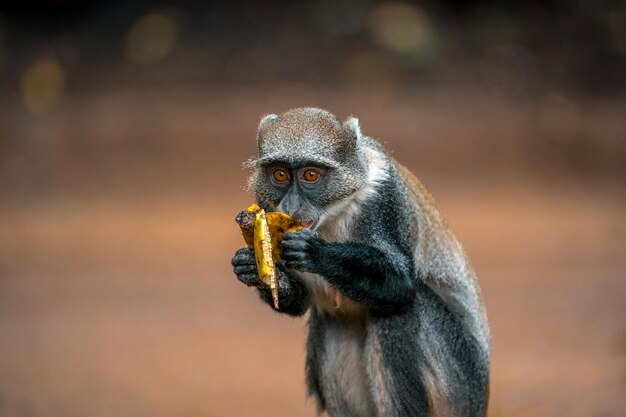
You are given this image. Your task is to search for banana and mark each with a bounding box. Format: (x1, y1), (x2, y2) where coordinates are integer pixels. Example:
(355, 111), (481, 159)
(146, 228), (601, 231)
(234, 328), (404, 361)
(235, 204), (302, 309)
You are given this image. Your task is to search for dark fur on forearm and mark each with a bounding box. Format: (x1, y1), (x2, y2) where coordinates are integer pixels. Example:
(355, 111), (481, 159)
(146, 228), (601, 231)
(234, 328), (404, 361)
(283, 234), (416, 314)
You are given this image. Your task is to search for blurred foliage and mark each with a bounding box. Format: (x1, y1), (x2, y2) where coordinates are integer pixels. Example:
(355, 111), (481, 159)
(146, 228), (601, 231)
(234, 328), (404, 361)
(20, 57), (64, 114)
(0, 0), (623, 94)
(125, 12), (178, 64)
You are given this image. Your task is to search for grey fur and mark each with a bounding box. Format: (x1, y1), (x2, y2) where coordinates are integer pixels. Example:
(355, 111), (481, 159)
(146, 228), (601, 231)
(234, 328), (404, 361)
(235, 108), (490, 417)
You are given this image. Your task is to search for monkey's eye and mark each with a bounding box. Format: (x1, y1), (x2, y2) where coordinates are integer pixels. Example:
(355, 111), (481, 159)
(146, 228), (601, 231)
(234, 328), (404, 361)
(302, 169), (320, 183)
(272, 169), (289, 183)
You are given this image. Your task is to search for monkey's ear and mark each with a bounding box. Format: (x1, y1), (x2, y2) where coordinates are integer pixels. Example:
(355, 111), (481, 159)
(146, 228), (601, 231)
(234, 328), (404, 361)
(258, 114), (278, 132)
(343, 116), (362, 142)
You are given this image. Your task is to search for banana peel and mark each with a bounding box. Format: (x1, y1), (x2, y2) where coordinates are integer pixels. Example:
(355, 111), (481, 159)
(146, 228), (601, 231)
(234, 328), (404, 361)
(235, 204), (302, 309)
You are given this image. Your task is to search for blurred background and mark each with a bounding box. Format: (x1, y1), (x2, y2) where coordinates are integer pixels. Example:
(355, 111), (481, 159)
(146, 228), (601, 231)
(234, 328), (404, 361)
(0, 1), (624, 416)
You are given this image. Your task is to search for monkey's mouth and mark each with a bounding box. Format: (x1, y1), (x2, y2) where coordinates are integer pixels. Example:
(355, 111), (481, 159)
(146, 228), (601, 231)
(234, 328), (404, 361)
(300, 220), (315, 229)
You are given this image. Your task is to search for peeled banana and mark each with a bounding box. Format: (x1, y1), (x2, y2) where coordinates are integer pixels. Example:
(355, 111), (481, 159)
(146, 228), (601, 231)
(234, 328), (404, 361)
(235, 204), (302, 309)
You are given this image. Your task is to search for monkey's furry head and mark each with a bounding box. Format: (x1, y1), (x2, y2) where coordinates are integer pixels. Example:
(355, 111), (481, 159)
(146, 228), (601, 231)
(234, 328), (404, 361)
(256, 108), (362, 168)
(246, 107), (369, 210)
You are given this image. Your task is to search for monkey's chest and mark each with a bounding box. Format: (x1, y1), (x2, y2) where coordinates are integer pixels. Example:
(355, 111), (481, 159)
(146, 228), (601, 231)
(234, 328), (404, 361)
(297, 272), (364, 316)
(321, 322), (375, 417)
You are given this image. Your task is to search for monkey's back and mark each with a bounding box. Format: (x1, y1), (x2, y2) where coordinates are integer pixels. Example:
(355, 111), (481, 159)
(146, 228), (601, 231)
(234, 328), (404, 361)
(394, 158), (490, 350)
(391, 158), (490, 416)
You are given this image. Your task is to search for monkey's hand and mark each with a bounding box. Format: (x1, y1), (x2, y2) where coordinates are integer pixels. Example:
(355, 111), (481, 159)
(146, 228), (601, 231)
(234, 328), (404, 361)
(231, 247), (311, 316)
(231, 247), (263, 287)
(279, 229), (325, 273)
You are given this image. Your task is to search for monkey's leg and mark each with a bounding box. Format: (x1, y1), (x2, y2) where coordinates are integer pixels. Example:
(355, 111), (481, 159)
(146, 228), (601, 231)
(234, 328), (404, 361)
(280, 230), (415, 315)
(231, 247), (311, 316)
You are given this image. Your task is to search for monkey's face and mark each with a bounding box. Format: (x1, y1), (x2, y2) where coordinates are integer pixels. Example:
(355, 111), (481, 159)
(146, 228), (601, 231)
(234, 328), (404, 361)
(248, 108), (367, 229)
(260, 161), (333, 229)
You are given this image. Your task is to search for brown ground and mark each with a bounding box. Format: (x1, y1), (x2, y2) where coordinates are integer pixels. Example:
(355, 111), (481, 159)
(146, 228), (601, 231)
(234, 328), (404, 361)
(0, 86), (624, 417)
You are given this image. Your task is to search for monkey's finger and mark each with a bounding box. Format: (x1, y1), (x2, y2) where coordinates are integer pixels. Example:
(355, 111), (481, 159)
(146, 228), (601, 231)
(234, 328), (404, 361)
(285, 260), (310, 272)
(235, 247), (254, 256)
(296, 228), (316, 237)
(231, 256), (256, 268)
(234, 264), (257, 275)
(282, 231), (306, 240)
(276, 260), (287, 271)
(281, 250), (307, 262)
(231, 248), (255, 266)
(236, 273), (261, 287)
(279, 239), (308, 251)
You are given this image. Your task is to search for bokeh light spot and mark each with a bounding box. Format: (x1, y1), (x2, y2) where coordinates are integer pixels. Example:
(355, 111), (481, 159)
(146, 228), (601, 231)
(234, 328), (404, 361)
(20, 57), (65, 114)
(125, 13), (177, 64)
(368, 2), (435, 61)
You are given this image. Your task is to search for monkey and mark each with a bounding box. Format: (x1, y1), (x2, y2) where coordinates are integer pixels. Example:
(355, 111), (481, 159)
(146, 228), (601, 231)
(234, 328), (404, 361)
(231, 108), (490, 417)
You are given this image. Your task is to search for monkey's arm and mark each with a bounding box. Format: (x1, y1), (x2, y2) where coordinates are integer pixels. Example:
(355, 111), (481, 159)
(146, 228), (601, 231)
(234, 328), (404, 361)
(280, 230), (415, 314)
(231, 247), (311, 316)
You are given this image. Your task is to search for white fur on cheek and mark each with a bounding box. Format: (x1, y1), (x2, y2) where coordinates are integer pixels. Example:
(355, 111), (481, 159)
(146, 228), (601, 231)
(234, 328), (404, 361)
(317, 146), (389, 243)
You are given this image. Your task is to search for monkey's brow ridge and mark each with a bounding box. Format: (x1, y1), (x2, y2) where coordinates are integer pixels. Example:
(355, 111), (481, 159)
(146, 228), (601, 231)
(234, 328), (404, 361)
(254, 155), (339, 169)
